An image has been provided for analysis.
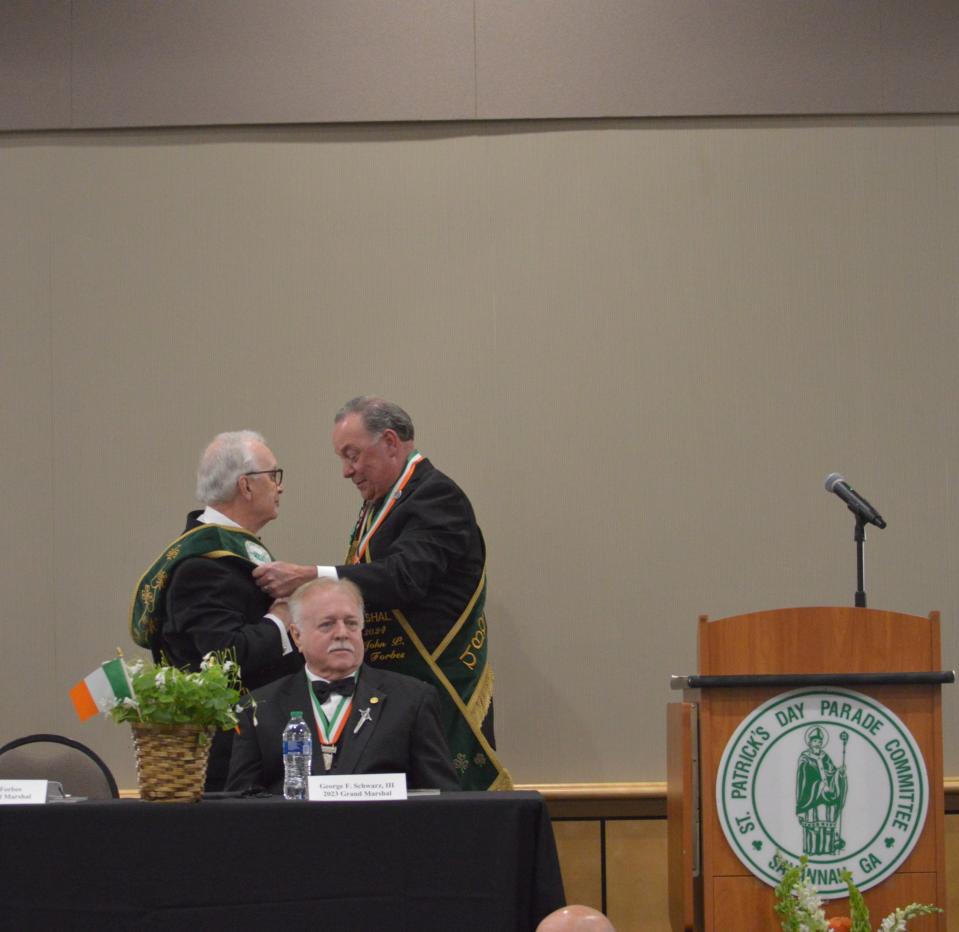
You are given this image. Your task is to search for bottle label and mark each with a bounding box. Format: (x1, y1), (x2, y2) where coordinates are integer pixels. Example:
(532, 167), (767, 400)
(283, 739), (311, 755)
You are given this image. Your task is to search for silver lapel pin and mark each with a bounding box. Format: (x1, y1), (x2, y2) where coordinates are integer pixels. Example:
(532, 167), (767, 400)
(353, 707), (373, 734)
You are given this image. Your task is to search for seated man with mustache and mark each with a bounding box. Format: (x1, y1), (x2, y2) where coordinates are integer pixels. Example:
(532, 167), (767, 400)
(226, 576), (459, 793)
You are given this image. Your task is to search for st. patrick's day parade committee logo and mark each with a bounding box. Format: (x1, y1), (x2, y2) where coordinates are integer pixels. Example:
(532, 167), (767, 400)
(716, 688), (928, 899)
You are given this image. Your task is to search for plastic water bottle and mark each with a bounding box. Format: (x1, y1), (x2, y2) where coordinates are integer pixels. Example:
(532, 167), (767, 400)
(282, 710), (312, 800)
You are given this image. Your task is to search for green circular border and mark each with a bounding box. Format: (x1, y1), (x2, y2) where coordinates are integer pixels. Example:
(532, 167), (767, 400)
(716, 687), (928, 896)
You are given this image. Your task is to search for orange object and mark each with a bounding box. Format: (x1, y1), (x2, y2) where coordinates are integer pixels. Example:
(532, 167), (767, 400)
(827, 919), (852, 931)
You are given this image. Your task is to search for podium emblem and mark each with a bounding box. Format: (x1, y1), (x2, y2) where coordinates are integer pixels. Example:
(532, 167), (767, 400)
(715, 687), (928, 899)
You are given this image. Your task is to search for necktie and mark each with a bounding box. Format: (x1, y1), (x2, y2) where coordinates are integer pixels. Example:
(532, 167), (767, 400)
(311, 677), (356, 704)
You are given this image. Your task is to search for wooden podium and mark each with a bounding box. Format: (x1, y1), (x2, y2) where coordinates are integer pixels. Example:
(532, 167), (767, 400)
(667, 607), (952, 931)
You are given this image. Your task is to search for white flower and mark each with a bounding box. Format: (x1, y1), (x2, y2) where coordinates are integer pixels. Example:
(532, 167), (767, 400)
(154, 669), (168, 688)
(121, 696), (139, 708)
(879, 914), (905, 932)
(127, 659), (144, 676)
(100, 697), (118, 714)
(787, 877), (827, 931)
(222, 660), (235, 673)
(793, 877), (826, 924)
(200, 652), (215, 671)
(795, 878), (823, 913)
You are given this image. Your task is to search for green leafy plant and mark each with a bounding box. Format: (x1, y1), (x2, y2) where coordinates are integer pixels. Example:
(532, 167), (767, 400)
(775, 855), (940, 932)
(842, 869), (871, 932)
(109, 651), (250, 732)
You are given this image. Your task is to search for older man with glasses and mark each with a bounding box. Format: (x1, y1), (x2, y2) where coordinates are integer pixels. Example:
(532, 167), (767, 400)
(129, 429), (303, 790)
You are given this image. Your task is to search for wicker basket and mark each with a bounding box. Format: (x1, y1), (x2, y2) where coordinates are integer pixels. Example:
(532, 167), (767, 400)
(130, 723), (215, 802)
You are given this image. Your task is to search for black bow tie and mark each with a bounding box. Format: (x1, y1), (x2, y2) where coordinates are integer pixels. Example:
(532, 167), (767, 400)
(311, 677), (356, 704)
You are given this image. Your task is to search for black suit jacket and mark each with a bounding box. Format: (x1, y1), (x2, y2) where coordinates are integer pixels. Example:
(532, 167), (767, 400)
(226, 664), (460, 794)
(336, 460), (485, 655)
(159, 511), (303, 790)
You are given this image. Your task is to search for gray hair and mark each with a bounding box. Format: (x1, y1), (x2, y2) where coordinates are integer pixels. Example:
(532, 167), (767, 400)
(289, 577), (365, 631)
(334, 396), (415, 442)
(195, 430), (267, 505)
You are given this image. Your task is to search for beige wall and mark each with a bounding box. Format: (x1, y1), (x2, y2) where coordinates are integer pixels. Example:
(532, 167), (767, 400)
(1, 116), (958, 787)
(4, 1), (959, 130)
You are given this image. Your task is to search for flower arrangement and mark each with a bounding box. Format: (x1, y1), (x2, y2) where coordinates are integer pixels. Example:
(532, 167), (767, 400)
(774, 855), (940, 932)
(108, 651), (250, 736)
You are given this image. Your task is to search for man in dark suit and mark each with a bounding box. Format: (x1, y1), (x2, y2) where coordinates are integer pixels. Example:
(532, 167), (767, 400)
(251, 397), (509, 790)
(129, 430), (302, 789)
(226, 576), (459, 793)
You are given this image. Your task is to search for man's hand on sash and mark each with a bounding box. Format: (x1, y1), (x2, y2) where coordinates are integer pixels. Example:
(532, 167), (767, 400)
(252, 561), (318, 598)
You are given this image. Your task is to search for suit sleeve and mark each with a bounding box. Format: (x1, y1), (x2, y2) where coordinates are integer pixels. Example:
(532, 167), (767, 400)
(167, 556), (283, 676)
(409, 686), (461, 791)
(337, 478), (475, 607)
(225, 705), (267, 792)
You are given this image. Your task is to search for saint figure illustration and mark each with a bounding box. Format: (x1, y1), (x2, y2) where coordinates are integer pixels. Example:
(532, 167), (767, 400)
(795, 725), (849, 855)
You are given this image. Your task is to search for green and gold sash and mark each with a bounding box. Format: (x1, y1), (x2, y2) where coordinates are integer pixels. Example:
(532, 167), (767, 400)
(129, 523), (273, 654)
(385, 571), (511, 791)
(347, 460), (511, 790)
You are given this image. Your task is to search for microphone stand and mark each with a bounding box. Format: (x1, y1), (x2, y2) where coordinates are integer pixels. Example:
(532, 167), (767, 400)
(853, 512), (867, 608)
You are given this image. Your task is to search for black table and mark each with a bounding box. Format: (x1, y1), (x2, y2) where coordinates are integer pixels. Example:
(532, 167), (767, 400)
(0, 791), (564, 932)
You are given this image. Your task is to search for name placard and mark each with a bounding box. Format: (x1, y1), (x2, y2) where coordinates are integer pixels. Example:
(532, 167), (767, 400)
(0, 780), (52, 805)
(308, 773), (407, 802)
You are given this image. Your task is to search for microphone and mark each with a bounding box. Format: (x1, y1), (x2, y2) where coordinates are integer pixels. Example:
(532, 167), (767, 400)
(824, 473), (887, 529)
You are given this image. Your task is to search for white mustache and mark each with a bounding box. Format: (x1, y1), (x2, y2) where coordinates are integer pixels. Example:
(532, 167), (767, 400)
(329, 639), (355, 652)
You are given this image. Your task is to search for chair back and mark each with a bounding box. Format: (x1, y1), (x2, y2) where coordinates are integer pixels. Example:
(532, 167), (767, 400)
(0, 733), (119, 799)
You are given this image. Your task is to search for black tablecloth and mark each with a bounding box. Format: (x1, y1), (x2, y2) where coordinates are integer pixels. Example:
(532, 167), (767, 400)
(0, 791), (564, 932)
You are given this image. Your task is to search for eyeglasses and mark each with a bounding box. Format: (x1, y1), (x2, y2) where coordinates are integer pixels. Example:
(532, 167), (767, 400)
(244, 468), (284, 485)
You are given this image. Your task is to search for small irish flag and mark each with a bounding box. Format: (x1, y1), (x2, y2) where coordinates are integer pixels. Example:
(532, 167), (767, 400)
(69, 658), (134, 722)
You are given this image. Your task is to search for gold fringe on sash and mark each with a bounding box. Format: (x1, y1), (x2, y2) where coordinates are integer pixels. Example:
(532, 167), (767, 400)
(392, 608), (513, 790)
(466, 664), (495, 731)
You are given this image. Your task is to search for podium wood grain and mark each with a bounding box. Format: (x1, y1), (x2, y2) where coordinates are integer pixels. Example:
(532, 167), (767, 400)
(667, 701), (697, 931)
